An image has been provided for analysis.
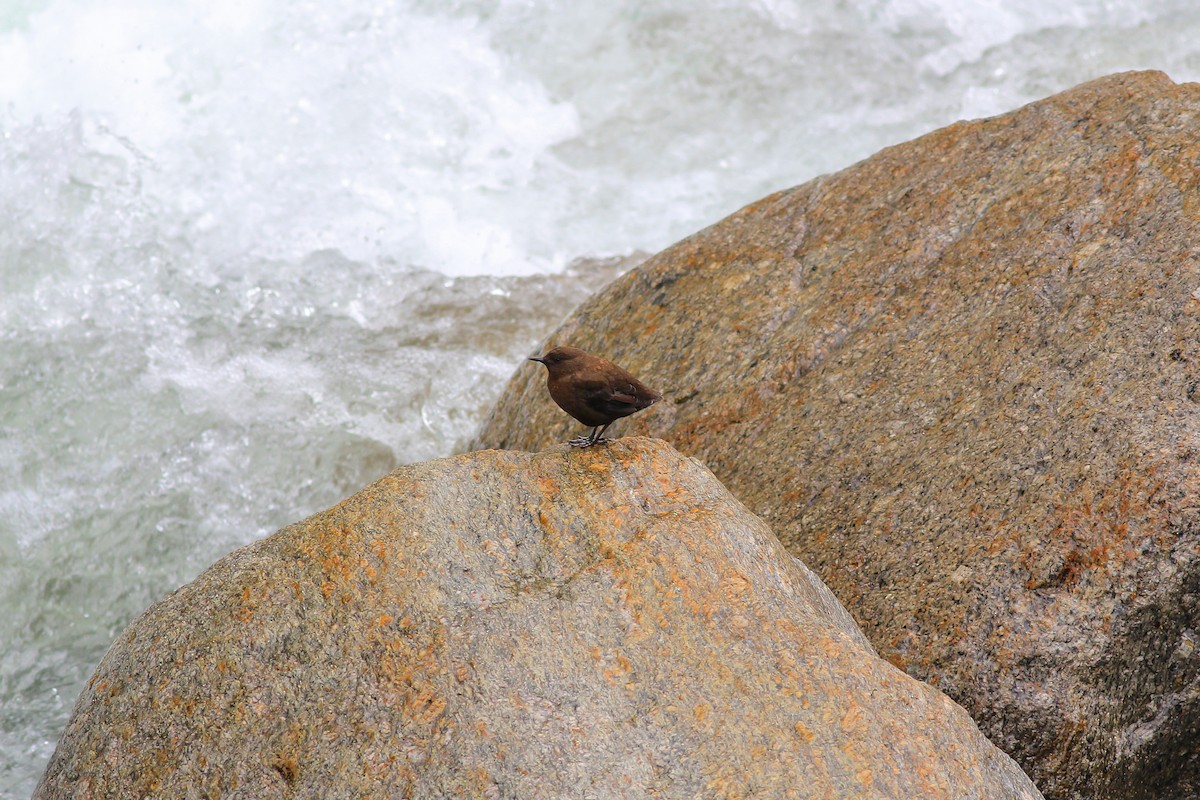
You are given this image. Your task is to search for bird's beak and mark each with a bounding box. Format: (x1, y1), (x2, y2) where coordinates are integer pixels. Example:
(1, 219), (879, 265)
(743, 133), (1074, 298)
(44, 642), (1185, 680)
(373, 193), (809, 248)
(528, 356), (545, 364)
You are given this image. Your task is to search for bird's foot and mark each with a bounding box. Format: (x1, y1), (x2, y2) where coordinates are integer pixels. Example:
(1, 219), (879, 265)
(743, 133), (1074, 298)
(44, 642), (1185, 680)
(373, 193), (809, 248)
(567, 435), (609, 448)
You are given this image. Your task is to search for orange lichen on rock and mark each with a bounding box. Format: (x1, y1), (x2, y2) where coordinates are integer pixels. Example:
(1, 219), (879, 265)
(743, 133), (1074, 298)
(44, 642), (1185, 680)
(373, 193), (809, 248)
(34, 439), (1041, 800)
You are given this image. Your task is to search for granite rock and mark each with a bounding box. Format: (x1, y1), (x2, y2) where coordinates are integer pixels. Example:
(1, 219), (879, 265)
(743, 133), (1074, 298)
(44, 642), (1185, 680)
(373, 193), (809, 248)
(475, 72), (1200, 800)
(35, 439), (1041, 799)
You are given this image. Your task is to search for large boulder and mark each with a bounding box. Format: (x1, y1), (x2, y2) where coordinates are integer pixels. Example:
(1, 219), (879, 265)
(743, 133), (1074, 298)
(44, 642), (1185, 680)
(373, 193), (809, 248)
(35, 439), (1041, 799)
(475, 71), (1200, 800)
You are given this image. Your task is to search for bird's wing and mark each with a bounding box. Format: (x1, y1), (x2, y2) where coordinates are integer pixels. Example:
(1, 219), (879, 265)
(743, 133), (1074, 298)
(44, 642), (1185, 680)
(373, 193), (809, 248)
(578, 380), (651, 416)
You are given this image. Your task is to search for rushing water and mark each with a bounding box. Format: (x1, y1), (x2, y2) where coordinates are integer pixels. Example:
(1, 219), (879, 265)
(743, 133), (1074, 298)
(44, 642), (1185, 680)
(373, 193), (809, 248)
(3, 0), (1200, 795)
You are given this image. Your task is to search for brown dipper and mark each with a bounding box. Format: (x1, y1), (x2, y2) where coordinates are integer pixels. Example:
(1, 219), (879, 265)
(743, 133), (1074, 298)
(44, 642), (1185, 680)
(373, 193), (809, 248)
(529, 346), (661, 447)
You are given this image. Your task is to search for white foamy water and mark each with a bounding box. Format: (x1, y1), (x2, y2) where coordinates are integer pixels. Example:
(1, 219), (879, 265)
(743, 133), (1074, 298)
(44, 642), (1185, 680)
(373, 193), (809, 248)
(3, 0), (1199, 794)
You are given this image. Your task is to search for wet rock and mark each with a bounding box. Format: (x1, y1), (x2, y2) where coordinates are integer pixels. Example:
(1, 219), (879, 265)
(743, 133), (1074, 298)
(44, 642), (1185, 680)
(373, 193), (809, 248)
(475, 71), (1200, 800)
(35, 439), (1040, 799)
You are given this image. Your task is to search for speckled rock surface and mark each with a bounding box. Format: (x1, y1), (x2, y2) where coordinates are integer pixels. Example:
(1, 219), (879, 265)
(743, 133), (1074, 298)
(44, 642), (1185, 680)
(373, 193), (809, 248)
(35, 439), (1041, 799)
(474, 72), (1200, 800)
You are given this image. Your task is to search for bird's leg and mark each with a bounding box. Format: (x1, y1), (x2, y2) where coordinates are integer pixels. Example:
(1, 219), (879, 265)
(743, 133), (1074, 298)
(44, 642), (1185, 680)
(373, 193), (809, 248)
(587, 424), (612, 446)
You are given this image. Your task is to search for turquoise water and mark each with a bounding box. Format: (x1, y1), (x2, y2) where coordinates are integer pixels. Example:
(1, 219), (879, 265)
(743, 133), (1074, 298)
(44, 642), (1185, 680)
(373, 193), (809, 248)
(3, 0), (1200, 795)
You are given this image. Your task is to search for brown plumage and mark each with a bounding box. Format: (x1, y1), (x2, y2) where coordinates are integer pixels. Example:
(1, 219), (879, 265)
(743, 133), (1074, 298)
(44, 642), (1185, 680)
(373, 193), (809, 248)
(529, 346), (661, 447)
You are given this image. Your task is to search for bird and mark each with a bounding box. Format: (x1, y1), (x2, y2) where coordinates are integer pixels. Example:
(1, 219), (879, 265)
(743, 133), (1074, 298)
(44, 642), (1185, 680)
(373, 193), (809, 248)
(528, 346), (661, 447)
